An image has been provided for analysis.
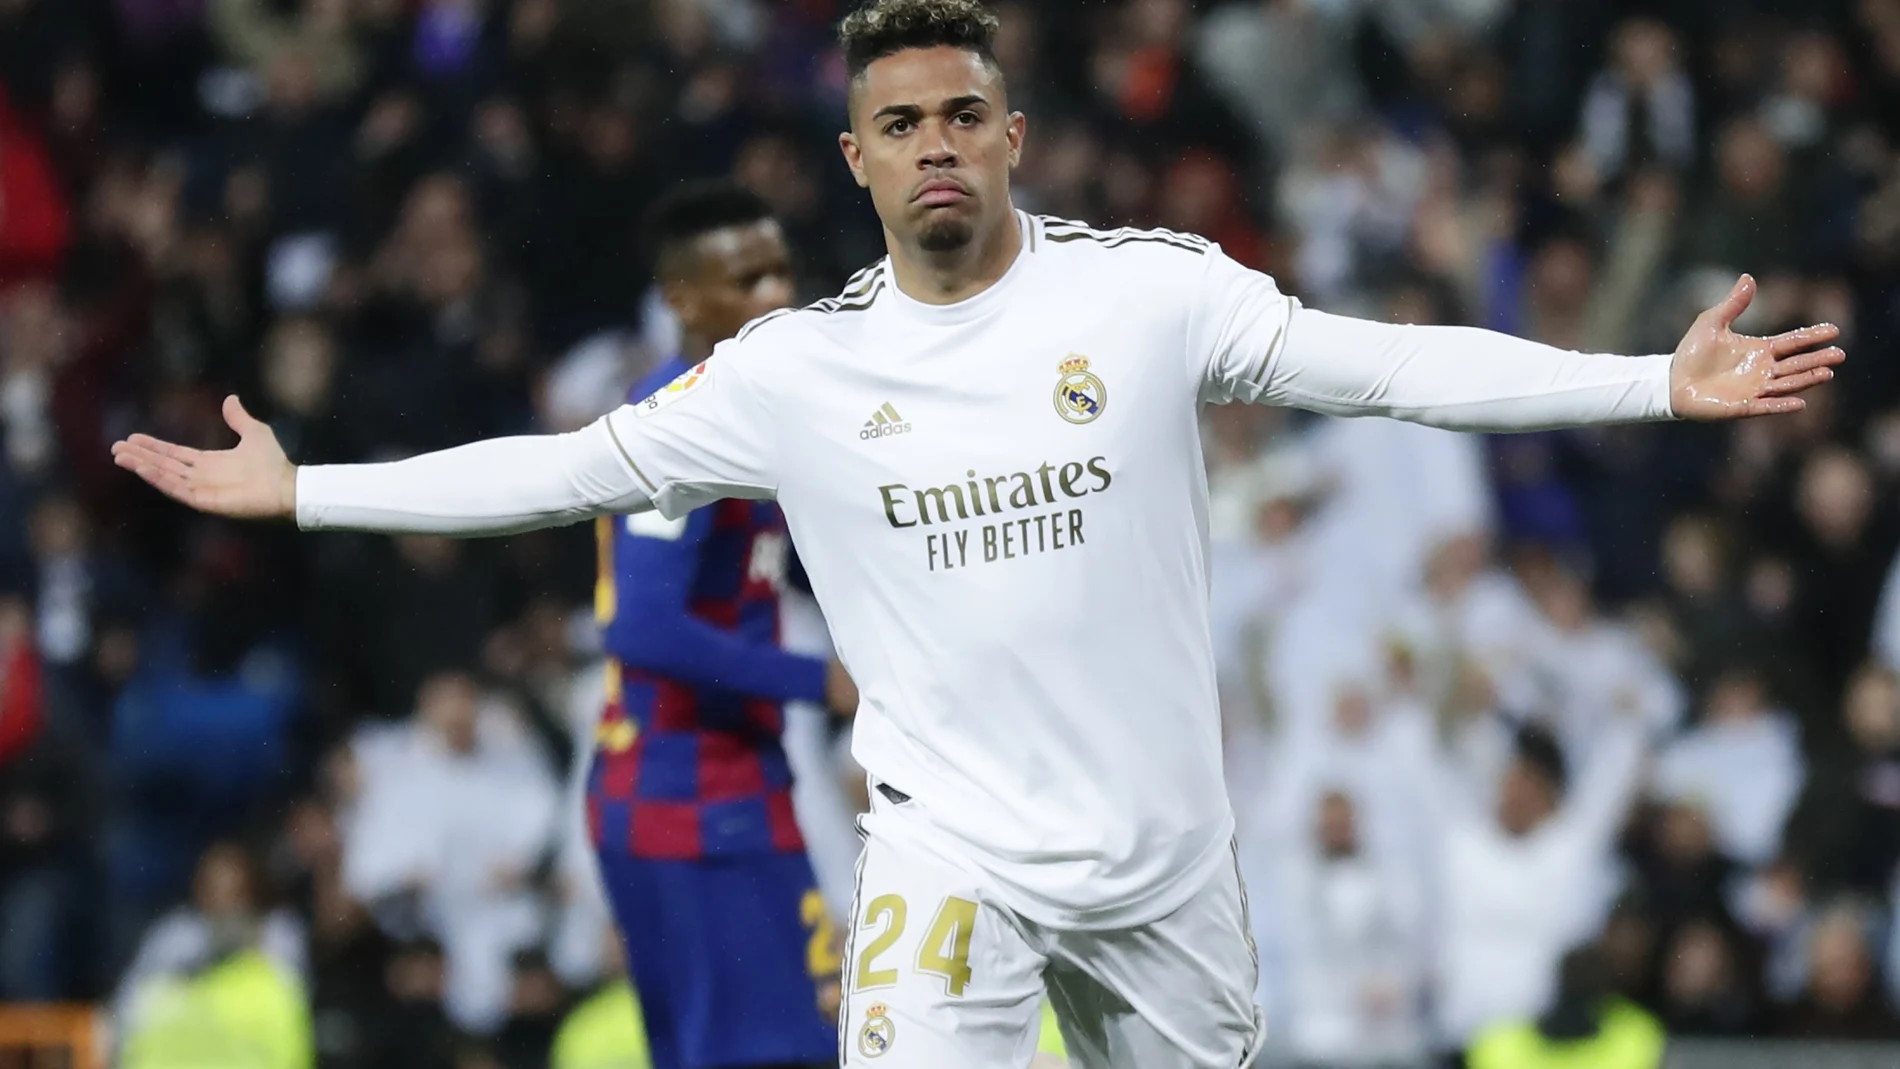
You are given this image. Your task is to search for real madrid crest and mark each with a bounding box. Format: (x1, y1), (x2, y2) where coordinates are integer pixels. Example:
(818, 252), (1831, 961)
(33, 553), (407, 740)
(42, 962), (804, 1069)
(857, 1002), (896, 1059)
(1054, 354), (1106, 424)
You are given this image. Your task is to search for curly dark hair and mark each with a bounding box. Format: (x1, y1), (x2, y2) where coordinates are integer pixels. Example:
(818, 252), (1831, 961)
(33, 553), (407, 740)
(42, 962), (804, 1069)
(837, 0), (1003, 84)
(645, 181), (774, 280)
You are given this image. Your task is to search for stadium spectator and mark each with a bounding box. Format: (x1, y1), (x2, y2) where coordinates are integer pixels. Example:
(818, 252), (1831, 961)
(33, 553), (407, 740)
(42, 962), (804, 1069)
(343, 670), (561, 1033)
(1257, 789), (1428, 1068)
(0, 592), (76, 1000)
(113, 840), (307, 1021)
(1655, 917), (1757, 1037)
(0, 86), (71, 289)
(358, 937), (462, 1069)
(1651, 667), (1804, 867)
(1467, 945), (1665, 1069)
(1774, 899), (1900, 1039)
(1578, 18), (1695, 185)
(1424, 720), (1644, 1049)
(1626, 800), (1739, 938)
(1783, 662), (1900, 894)
(118, 944), (314, 1069)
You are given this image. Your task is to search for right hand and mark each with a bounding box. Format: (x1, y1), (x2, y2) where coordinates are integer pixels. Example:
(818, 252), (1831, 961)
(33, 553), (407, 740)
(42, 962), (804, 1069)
(112, 395), (297, 520)
(825, 659), (859, 717)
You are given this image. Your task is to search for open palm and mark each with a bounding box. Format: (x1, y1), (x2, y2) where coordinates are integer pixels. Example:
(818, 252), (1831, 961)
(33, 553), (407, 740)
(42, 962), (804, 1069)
(110, 395), (297, 519)
(1670, 275), (1846, 420)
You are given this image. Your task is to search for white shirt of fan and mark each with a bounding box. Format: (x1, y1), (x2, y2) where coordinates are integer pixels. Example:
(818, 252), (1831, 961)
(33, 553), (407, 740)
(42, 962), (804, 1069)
(296, 212), (1675, 930)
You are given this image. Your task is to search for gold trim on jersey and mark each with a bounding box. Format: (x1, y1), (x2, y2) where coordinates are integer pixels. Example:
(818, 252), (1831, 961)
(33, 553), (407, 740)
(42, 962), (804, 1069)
(1039, 217), (1209, 255)
(603, 418), (657, 492)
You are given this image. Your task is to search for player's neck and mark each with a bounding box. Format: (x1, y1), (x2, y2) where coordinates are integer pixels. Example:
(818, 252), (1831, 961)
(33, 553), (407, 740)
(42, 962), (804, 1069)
(884, 207), (1023, 306)
(680, 332), (716, 361)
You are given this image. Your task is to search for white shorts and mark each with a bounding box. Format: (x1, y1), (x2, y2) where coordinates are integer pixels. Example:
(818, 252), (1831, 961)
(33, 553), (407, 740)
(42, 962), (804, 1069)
(839, 787), (1265, 1068)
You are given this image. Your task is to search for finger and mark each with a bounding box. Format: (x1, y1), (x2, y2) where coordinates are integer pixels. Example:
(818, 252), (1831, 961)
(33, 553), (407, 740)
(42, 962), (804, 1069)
(223, 394), (266, 438)
(1761, 366), (1836, 396)
(116, 453), (202, 506)
(1704, 274), (1755, 328)
(1770, 346), (1846, 378)
(117, 434), (203, 467)
(1767, 322), (1841, 356)
(1745, 395), (1805, 417)
(112, 441), (198, 483)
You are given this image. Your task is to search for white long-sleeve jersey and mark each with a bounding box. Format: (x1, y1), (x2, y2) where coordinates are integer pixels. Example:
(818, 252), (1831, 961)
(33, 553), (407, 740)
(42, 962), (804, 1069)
(297, 212), (1674, 930)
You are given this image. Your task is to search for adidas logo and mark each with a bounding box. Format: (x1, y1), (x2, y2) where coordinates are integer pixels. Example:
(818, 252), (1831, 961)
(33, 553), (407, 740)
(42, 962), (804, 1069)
(860, 402), (913, 440)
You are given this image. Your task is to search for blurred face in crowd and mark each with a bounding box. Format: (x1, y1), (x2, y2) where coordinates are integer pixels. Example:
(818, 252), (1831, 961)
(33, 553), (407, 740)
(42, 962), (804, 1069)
(1533, 569), (1593, 633)
(1601, 904), (1656, 990)
(840, 46), (1025, 256)
(1808, 909), (1875, 1011)
(0, 598), (27, 651)
(1705, 671), (1768, 724)
(1659, 802), (1716, 867)
(735, 135), (820, 222)
(419, 672), (481, 754)
(1797, 447), (1874, 549)
(1330, 683), (1373, 737)
(1717, 119), (1787, 202)
(1614, 18), (1679, 87)
(1497, 758), (1558, 837)
(1663, 920), (1737, 1009)
(990, 2), (1037, 82)
(1527, 238), (1596, 321)
(27, 496), (87, 561)
(1158, 153), (1239, 235)
(1424, 533), (1486, 600)
(403, 175), (474, 245)
(193, 843), (259, 919)
(1783, 32), (1846, 105)
(1844, 664), (1900, 754)
(1315, 791), (1358, 859)
(263, 319), (337, 418)
(1661, 515), (1724, 597)
(387, 943), (447, 1004)
(663, 221), (795, 352)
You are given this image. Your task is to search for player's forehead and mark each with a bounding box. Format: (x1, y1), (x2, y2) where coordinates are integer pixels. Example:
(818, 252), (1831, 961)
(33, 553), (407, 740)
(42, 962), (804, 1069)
(851, 45), (1002, 124)
(690, 219), (788, 280)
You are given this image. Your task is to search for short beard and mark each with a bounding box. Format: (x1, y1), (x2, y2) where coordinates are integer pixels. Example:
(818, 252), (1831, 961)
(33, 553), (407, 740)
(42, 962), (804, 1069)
(917, 216), (975, 253)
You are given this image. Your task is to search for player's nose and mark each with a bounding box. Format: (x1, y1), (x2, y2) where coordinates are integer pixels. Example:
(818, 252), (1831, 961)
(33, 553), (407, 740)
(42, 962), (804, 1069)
(917, 127), (957, 169)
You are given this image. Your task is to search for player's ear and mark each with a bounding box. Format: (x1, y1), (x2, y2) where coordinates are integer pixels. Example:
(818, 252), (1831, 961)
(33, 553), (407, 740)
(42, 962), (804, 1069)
(1006, 112), (1026, 170)
(839, 131), (869, 189)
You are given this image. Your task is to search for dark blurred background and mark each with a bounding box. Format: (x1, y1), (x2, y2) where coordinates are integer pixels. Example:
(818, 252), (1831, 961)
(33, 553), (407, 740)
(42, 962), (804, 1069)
(4, 0), (1900, 1066)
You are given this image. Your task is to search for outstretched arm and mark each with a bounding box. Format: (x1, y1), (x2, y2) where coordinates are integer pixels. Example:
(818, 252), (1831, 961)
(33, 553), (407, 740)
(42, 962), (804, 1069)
(112, 395), (656, 535)
(1202, 256), (1844, 429)
(1267, 275), (1841, 430)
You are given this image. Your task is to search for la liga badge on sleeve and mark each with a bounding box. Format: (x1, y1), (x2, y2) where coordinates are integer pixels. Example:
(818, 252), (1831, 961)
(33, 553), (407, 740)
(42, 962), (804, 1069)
(634, 361), (710, 417)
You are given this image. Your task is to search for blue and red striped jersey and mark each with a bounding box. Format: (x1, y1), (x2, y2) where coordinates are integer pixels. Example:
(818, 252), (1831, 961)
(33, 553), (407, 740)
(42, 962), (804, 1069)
(586, 359), (829, 860)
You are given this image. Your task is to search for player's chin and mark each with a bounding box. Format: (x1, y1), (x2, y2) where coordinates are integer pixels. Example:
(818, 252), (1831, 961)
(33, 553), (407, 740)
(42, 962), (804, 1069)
(915, 211), (977, 253)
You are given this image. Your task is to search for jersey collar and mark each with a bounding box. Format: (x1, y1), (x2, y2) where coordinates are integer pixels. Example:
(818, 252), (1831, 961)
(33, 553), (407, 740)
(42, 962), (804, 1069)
(882, 211), (1036, 327)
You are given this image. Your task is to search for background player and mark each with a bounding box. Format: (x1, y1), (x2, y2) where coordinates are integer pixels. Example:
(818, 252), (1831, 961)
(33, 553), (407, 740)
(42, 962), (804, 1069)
(589, 182), (857, 1069)
(110, 1), (1845, 1065)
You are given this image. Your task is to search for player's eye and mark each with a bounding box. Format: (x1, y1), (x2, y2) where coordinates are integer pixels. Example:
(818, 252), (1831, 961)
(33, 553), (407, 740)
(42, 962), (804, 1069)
(952, 111), (979, 126)
(885, 119), (912, 136)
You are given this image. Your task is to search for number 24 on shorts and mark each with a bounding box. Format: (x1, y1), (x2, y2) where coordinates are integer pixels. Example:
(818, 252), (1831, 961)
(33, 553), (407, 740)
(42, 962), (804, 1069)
(854, 895), (979, 996)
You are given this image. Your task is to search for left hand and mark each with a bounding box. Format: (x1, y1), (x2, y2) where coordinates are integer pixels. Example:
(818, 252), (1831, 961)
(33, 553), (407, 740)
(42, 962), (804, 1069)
(1670, 274), (1845, 420)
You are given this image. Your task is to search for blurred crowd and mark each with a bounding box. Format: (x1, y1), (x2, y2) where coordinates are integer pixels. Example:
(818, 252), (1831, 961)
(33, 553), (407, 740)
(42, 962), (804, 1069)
(4, 0), (1900, 1065)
